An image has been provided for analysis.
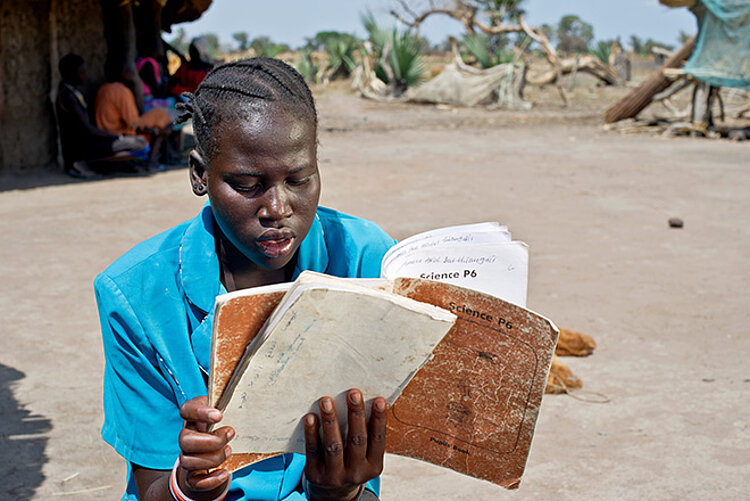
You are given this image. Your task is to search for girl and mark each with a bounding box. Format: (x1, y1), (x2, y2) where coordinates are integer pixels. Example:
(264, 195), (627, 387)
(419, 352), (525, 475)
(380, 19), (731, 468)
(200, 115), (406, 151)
(95, 57), (395, 501)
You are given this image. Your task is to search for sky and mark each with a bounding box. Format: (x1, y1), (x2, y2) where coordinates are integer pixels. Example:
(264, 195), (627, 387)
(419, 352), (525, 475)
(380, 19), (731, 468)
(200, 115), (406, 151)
(174, 0), (698, 50)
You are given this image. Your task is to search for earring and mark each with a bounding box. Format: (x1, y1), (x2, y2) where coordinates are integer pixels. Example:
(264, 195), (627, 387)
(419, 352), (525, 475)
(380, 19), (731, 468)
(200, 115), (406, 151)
(194, 184), (206, 193)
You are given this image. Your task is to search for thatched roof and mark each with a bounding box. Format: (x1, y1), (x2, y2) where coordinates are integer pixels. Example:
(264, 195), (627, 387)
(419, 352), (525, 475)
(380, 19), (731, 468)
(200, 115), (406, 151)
(162, 0), (213, 31)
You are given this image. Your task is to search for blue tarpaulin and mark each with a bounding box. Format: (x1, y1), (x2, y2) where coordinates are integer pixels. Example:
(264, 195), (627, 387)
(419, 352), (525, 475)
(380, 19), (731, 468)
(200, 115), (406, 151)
(684, 0), (750, 89)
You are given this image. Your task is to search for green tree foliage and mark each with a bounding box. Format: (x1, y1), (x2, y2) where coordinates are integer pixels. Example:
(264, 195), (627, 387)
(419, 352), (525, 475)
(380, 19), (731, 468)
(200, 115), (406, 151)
(362, 10), (424, 95)
(629, 34), (674, 56)
(198, 33), (221, 58)
(475, 0), (527, 24)
(540, 23), (556, 47)
(250, 36), (290, 58)
(304, 31), (359, 51)
(232, 32), (250, 51)
(629, 34), (643, 54)
(642, 38), (675, 54)
(557, 15), (594, 53)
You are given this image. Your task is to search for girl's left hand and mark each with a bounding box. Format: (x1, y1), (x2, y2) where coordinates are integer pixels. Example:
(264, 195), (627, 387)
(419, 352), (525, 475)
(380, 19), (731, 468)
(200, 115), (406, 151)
(303, 388), (386, 501)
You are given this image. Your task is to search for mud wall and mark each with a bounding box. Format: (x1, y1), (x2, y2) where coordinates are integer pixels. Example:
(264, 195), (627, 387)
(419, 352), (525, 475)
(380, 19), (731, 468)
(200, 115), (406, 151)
(0, 0), (106, 171)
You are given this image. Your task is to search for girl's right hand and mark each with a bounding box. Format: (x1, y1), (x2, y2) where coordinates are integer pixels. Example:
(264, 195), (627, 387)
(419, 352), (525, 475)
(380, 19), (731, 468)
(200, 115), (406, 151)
(177, 396), (235, 497)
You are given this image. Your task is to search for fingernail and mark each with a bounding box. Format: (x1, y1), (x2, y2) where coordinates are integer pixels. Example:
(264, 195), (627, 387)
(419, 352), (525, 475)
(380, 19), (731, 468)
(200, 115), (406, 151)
(305, 414), (315, 427)
(227, 428), (235, 441)
(350, 391), (362, 405)
(225, 445), (232, 457)
(208, 410), (221, 422)
(375, 399), (386, 412)
(321, 398), (333, 413)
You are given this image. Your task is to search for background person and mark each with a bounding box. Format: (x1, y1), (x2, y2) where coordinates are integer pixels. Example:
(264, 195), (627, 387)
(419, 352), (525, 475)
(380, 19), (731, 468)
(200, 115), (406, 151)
(168, 37), (214, 96)
(95, 63), (173, 170)
(56, 54), (148, 178)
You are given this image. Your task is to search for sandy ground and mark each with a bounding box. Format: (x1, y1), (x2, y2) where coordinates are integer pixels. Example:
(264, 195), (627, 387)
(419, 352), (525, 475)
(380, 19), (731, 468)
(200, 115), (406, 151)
(1, 92), (749, 500)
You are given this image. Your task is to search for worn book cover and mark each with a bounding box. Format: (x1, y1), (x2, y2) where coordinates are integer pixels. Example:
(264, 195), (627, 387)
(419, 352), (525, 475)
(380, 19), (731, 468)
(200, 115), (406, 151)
(209, 275), (557, 488)
(216, 274), (457, 455)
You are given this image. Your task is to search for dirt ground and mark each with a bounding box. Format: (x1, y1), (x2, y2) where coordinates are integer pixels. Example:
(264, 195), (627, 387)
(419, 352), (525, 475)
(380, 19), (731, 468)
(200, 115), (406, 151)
(1, 89), (748, 500)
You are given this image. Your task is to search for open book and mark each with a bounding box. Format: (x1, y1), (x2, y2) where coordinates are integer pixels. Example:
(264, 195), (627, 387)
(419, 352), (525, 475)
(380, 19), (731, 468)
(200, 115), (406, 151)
(209, 224), (557, 489)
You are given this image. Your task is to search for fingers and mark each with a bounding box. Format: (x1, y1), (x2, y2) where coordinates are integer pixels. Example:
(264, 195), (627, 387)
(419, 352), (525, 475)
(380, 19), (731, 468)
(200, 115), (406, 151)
(304, 390), (387, 488)
(303, 412), (323, 480)
(180, 467), (231, 493)
(345, 390), (368, 467)
(319, 397), (345, 476)
(180, 396), (222, 433)
(177, 397), (234, 494)
(179, 444), (232, 471)
(366, 397), (387, 470)
(180, 425), (234, 451)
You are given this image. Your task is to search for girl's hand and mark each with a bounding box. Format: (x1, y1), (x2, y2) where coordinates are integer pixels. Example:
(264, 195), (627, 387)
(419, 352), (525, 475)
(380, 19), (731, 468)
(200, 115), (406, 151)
(303, 389), (387, 501)
(177, 396), (234, 498)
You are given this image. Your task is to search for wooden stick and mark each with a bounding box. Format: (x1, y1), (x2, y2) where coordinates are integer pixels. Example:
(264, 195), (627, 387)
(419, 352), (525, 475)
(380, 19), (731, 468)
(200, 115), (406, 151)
(604, 37), (695, 123)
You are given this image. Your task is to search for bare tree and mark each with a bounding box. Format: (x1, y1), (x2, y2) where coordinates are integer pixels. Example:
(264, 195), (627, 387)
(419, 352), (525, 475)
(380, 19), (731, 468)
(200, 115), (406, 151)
(390, 1), (620, 104)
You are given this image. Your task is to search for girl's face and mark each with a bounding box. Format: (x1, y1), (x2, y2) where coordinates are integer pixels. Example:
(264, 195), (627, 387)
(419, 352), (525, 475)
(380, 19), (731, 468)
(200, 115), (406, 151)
(192, 105), (320, 271)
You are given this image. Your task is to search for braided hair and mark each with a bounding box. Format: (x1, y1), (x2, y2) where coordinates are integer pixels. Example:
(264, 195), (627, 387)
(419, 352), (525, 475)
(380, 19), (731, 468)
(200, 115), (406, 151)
(175, 57), (317, 161)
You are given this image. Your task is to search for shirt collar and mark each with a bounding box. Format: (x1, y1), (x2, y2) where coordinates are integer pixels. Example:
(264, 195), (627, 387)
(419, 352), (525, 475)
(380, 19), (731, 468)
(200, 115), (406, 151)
(179, 203), (329, 313)
(179, 203), (222, 314)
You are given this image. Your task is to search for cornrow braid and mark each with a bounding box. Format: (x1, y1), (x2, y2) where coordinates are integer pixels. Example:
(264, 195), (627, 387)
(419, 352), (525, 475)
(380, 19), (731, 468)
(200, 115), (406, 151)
(175, 56), (317, 160)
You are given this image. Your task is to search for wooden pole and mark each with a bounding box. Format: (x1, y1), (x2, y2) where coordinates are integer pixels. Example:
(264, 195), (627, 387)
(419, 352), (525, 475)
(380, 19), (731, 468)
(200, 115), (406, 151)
(603, 37), (695, 124)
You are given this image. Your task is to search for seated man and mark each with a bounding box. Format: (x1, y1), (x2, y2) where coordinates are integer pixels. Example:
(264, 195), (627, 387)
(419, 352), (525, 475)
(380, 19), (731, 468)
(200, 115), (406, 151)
(56, 54), (148, 178)
(95, 63), (172, 170)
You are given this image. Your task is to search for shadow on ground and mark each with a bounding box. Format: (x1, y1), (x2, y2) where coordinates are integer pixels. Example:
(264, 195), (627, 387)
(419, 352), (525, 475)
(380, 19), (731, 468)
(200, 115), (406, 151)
(0, 163), (188, 193)
(0, 363), (51, 500)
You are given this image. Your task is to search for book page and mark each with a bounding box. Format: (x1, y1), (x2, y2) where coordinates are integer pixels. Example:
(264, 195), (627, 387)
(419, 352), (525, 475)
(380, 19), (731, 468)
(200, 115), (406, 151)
(382, 241), (529, 307)
(381, 222), (511, 272)
(220, 282), (456, 454)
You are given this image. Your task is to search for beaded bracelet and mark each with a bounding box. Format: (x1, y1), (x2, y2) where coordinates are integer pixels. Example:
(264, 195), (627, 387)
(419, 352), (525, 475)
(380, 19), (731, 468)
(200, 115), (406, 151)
(169, 458), (232, 501)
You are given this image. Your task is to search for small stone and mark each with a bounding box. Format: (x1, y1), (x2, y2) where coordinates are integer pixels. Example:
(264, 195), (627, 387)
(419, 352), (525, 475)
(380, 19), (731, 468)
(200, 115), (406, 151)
(728, 130), (747, 142)
(702, 378), (715, 383)
(668, 217), (684, 228)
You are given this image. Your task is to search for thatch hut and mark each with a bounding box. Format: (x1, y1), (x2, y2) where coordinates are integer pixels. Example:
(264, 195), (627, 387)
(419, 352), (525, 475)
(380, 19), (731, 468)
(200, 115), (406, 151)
(0, 0), (211, 171)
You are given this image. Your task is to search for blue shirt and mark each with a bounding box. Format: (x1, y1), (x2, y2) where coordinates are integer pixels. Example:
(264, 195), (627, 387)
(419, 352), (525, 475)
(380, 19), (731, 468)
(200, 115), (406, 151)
(94, 204), (395, 500)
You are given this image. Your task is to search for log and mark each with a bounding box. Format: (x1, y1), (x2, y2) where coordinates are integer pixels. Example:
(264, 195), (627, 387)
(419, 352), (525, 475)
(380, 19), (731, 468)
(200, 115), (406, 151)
(604, 38), (695, 124)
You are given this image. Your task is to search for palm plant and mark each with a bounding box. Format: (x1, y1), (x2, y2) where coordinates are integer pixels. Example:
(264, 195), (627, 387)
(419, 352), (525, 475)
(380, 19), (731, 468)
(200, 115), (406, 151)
(295, 50), (319, 84)
(325, 36), (359, 80)
(361, 10), (425, 95)
(461, 33), (514, 68)
(591, 40), (612, 64)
